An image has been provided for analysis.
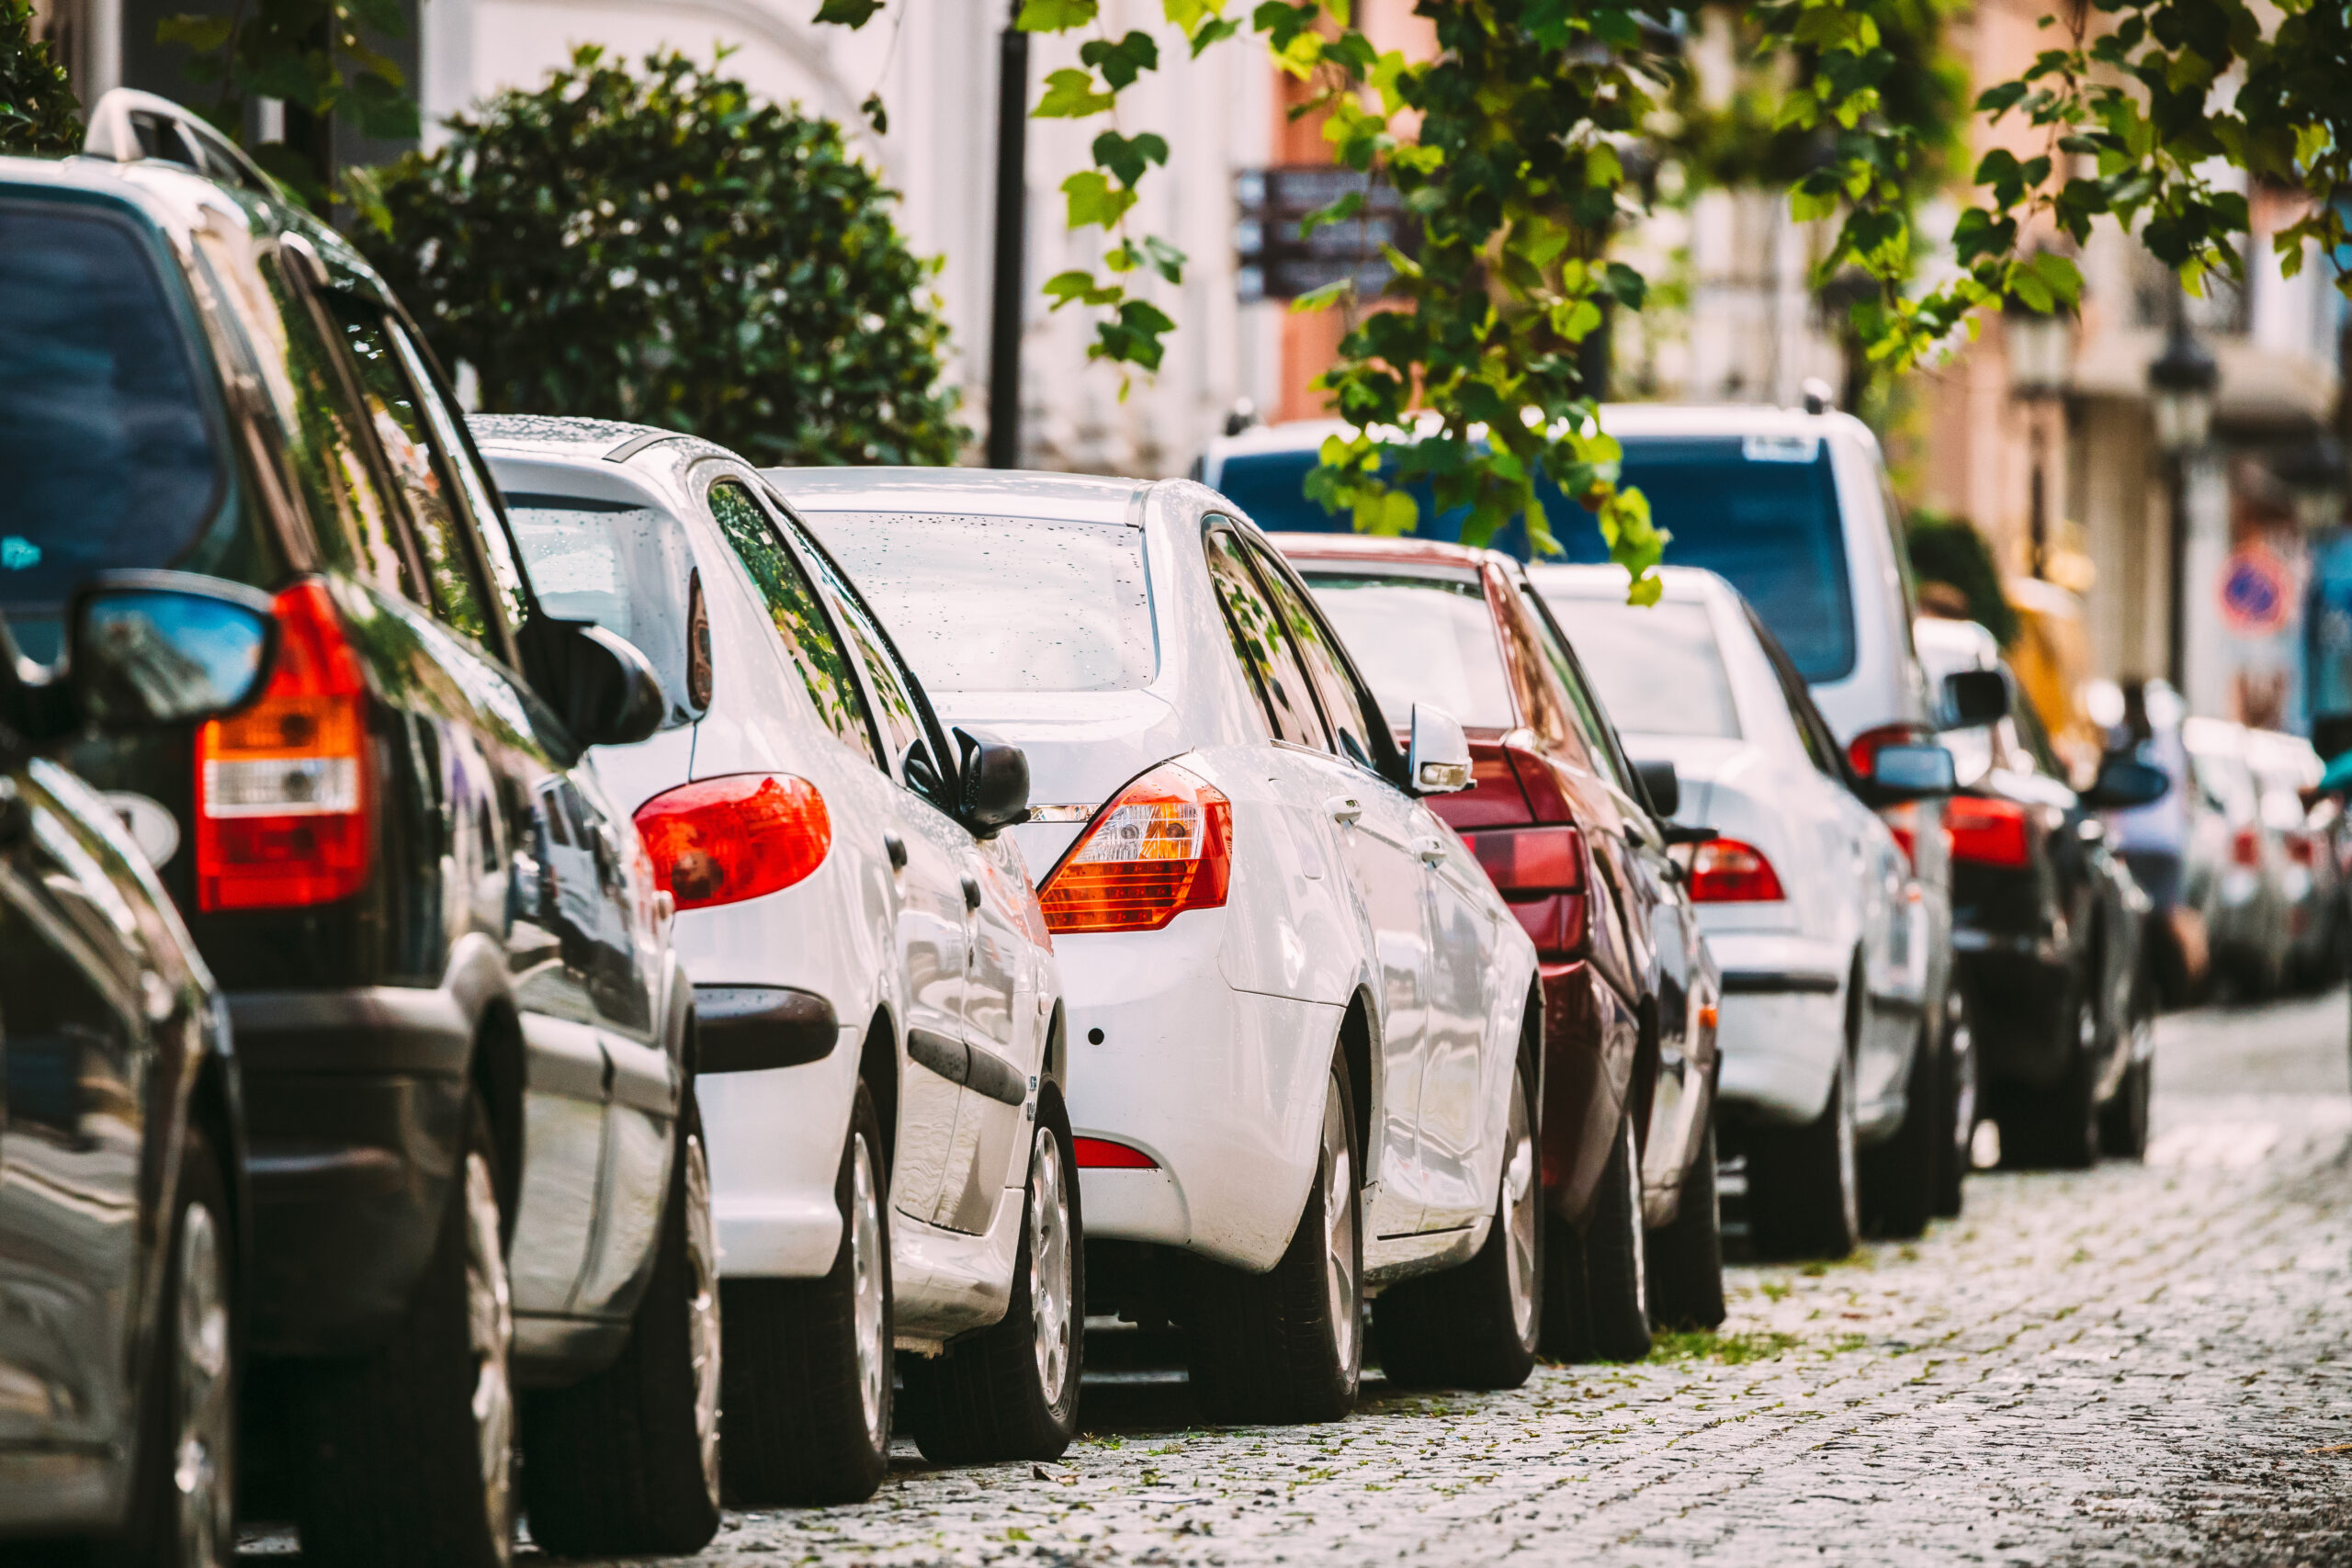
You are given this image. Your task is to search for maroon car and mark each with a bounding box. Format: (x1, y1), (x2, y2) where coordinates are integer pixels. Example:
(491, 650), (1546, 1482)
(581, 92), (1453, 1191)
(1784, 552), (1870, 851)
(1279, 535), (1724, 1359)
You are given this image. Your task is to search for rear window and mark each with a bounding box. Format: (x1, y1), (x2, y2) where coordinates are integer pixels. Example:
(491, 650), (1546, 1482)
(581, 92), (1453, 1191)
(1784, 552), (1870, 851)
(1300, 572), (1516, 729)
(1211, 449), (1533, 558)
(808, 512), (1153, 694)
(0, 204), (226, 644)
(504, 494), (708, 730)
(1544, 595), (1742, 739)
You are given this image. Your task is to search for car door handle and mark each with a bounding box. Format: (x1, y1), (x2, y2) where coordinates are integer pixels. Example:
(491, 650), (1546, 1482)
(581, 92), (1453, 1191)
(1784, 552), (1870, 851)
(961, 874), (983, 910)
(1414, 834), (1449, 865)
(1326, 795), (1363, 826)
(884, 832), (908, 871)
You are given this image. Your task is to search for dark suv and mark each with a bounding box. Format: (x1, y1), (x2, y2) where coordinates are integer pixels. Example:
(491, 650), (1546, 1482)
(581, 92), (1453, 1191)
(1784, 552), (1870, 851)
(2, 92), (721, 1563)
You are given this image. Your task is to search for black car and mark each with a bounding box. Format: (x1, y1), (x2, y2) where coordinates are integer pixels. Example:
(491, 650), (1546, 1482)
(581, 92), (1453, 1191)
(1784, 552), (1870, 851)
(3, 94), (719, 1564)
(0, 579), (262, 1565)
(1933, 656), (2166, 1169)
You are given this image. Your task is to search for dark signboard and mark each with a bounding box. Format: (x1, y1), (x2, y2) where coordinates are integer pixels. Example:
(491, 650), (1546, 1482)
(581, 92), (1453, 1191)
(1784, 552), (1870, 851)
(1234, 165), (1416, 303)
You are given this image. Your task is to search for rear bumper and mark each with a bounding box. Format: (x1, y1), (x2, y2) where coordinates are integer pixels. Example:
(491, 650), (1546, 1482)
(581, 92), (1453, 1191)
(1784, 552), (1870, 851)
(1951, 939), (2075, 1088)
(232, 987), (470, 1358)
(1707, 932), (1846, 1126)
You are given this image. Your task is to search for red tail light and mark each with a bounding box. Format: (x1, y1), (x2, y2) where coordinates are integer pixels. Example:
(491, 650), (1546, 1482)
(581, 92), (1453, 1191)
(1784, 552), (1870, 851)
(1689, 838), (1785, 902)
(1073, 1137), (1158, 1169)
(635, 773), (830, 909)
(2232, 826), (2261, 868)
(196, 580), (372, 912)
(2289, 833), (2316, 868)
(1948, 795), (2031, 868)
(1470, 824), (1590, 960)
(1847, 722), (1926, 778)
(1039, 764), (1231, 934)
(1882, 802), (1918, 867)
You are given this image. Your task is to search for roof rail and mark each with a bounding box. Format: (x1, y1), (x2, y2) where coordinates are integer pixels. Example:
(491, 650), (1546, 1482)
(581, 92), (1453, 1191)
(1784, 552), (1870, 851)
(82, 88), (280, 200)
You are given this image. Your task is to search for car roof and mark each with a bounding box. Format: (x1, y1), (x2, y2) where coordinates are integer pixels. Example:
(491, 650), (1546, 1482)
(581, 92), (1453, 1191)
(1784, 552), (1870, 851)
(1525, 561), (1728, 606)
(1204, 404), (1872, 461)
(765, 466), (1152, 526)
(1269, 532), (1497, 572)
(470, 412), (701, 465)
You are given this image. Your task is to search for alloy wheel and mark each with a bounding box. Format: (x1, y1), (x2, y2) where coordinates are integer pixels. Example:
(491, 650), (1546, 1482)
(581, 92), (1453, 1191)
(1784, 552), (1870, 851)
(461, 1150), (516, 1567)
(684, 1133), (723, 1507)
(174, 1201), (234, 1568)
(1623, 1115), (1649, 1309)
(1320, 1086), (1359, 1374)
(1951, 1006), (1980, 1165)
(1503, 1068), (1539, 1346)
(849, 1138), (888, 1447)
(1833, 1066), (1860, 1243)
(1028, 1128), (1074, 1406)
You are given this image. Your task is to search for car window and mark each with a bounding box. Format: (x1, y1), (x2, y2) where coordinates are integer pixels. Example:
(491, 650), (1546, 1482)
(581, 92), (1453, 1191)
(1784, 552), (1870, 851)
(1204, 528), (1324, 748)
(1298, 572), (1516, 730)
(1249, 541), (1378, 767)
(1546, 593), (1743, 741)
(707, 479), (881, 765)
(1748, 604), (1842, 776)
(776, 509), (945, 798)
(504, 493), (712, 731)
(2008, 685), (2064, 780)
(1521, 591), (1646, 793)
(380, 315), (532, 638)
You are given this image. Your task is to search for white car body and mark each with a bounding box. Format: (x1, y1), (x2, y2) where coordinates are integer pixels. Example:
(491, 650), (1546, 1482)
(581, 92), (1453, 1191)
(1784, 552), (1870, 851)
(1532, 565), (1923, 1131)
(770, 468), (1542, 1286)
(475, 421), (1063, 1348)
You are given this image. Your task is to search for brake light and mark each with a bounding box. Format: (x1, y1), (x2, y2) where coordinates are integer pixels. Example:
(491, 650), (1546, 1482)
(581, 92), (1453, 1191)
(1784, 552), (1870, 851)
(1039, 763), (1231, 934)
(195, 580), (371, 912)
(1689, 838), (1785, 902)
(1073, 1137), (1158, 1169)
(635, 773), (830, 910)
(2289, 833), (2316, 868)
(1847, 722), (1925, 778)
(1470, 824), (1590, 960)
(1948, 795), (2031, 867)
(2232, 826), (2260, 868)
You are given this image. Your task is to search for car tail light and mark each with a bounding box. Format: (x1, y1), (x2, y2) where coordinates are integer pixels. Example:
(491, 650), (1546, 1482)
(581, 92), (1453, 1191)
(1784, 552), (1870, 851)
(1948, 795), (2031, 868)
(1039, 763), (1230, 934)
(2289, 832), (2316, 868)
(1073, 1136), (1158, 1169)
(634, 773), (830, 910)
(195, 580), (371, 912)
(1688, 838), (1785, 902)
(2232, 826), (2261, 868)
(1470, 824), (1590, 960)
(1846, 722), (1926, 778)
(1500, 736), (1575, 822)
(1882, 802), (1918, 867)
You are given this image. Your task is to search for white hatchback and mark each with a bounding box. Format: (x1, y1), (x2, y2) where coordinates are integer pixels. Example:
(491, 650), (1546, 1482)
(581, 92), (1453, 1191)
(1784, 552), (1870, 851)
(475, 419), (1074, 1500)
(773, 467), (1544, 1418)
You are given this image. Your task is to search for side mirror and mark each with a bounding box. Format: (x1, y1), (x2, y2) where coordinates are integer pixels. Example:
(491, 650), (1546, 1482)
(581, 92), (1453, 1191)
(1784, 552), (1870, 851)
(954, 726), (1031, 838)
(1407, 704), (1473, 795)
(1634, 757), (1680, 818)
(561, 624), (665, 748)
(2312, 711), (2352, 764)
(1941, 668), (2009, 729)
(1865, 741), (1957, 801)
(68, 571), (277, 729)
(2082, 754), (2170, 811)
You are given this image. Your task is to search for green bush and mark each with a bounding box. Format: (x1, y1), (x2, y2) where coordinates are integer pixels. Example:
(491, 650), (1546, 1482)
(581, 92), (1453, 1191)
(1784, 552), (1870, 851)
(353, 46), (965, 467)
(1, 0), (82, 154)
(1905, 509), (2017, 647)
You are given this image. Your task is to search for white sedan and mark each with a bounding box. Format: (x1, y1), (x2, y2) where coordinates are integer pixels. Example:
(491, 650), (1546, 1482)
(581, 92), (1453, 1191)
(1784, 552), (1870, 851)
(476, 418), (1075, 1500)
(1532, 564), (1954, 1259)
(772, 467), (1545, 1417)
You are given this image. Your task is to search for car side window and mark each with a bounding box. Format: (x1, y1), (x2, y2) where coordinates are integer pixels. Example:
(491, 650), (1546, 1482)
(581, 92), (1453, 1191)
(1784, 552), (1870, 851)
(780, 513), (945, 799)
(1749, 605), (1842, 776)
(707, 479), (882, 767)
(380, 315), (534, 639)
(1248, 541), (1378, 767)
(1204, 527), (1324, 748)
(1520, 585), (1630, 784)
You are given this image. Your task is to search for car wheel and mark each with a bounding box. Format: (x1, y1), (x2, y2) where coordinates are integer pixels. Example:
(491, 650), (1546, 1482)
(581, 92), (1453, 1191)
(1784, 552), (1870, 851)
(1644, 1118), (1726, 1333)
(1998, 987), (2101, 1171)
(123, 1125), (236, 1568)
(902, 1092), (1085, 1461)
(1860, 1020), (1939, 1240)
(296, 1092), (515, 1568)
(1541, 1106), (1651, 1362)
(1374, 1054), (1543, 1389)
(1185, 1059), (1363, 1424)
(1930, 991), (1977, 1218)
(720, 1080), (892, 1505)
(521, 1093), (723, 1555)
(1747, 1054), (1860, 1261)
(2098, 1026), (2154, 1161)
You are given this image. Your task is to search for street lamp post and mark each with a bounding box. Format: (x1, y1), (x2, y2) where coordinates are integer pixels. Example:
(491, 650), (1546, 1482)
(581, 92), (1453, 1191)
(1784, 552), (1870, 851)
(987, 0), (1029, 471)
(2004, 300), (2074, 578)
(2149, 304), (2219, 692)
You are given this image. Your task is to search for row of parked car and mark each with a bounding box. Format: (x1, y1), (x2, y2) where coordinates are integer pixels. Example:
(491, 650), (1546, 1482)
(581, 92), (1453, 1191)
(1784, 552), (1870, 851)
(0, 90), (2236, 1567)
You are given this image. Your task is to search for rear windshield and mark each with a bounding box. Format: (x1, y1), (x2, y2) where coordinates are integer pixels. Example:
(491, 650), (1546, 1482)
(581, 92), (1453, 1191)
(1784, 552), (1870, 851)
(1211, 449), (1534, 558)
(807, 512), (1154, 693)
(504, 494), (707, 730)
(0, 204), (226, 643)
(1544, 594), (1742, 739)
(1300, 572), (1516, 729)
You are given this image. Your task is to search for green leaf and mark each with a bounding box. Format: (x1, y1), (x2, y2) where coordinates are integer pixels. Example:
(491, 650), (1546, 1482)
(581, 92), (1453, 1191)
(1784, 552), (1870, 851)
(1091, 129), (1168, 186)
(155, 13), (234, 52)
(1061, 168), (1136, 229)
(814, 0), (887, 24)
(860, 91), (888, 134)
(1300, 188), (1363, 239)
(1044, 268), (1121, 309)
(1291, 276), (1353, 314)
(1035, 67), (1115, 119)
(1080, 29), (1159, 90)
(1188, 17), (1240, 55)
(1017, 0), (1097, 30)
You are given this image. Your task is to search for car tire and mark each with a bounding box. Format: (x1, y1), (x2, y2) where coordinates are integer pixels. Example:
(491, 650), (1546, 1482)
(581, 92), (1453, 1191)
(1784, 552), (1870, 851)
(296, 1092), (516, 1568)
(719, 1080), (892, 1506)
(901, 1091), (1085, 1461)
(122, 1124), (237, 1568)
(1539, 1106), (1651, 1362)
(1644, 1118), (1726, 1333)
(1998, 987), (2101, 1171)
(1860, 1021), (1939, 1240)
(1747, 1055), (1860, 1262)
(1930, 991), (1977, 1219)
(521, 1094), (723, 1556)
(1374, 1055), (1542, 1390)
(2098, 1048), (2153, 1161)
(1185, 1059), (1363, 1425)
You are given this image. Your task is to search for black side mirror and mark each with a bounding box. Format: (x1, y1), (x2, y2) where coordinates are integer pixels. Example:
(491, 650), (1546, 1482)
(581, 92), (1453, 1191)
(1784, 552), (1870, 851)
(1634, 757), (1680, 818)
(67, 570), (277, 730)
(560, 623), (665, 748)
(953, 726), (1030, 839)
(2082, 754), (2170, 811)
(1942, 668), (2009, 729)
(2312, 711), (2352, 763)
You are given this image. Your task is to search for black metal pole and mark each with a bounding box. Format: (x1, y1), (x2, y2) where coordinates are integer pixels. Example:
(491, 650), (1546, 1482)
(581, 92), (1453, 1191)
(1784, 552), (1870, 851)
(2166, 452), (2188, 692)
(986, 6), (1029, 471)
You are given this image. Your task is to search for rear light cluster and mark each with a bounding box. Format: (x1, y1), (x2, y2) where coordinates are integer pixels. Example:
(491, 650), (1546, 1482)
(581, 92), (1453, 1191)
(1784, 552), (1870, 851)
(1073, 1137), (1157, 1169)
(2233, 826), (2262, 869)
(196, 581), (371, 912)
(1948, 795), (2031, 868)
(635, 773), (831, 910)
(1470, 824), (1590, 961)
(2288, 832), (2316, 868)
(1039, 764), (1231, 934)
(1688, 839), (1785, 903)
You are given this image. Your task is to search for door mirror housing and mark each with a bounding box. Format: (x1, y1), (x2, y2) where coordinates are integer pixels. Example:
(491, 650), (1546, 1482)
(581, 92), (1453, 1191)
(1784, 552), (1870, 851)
(558, 623), (665, 749)
(1634, 757), (1680, 818)
(953, 726), (1030, 839)
(2312, 711), (2352, 764)
(1407, 704), (1473, 795)
(1941, 668), (2010, 729)
(2082, 754), (2170, 811)
(67, 570), (277, 730)
(1863, 741), (1957, 802)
